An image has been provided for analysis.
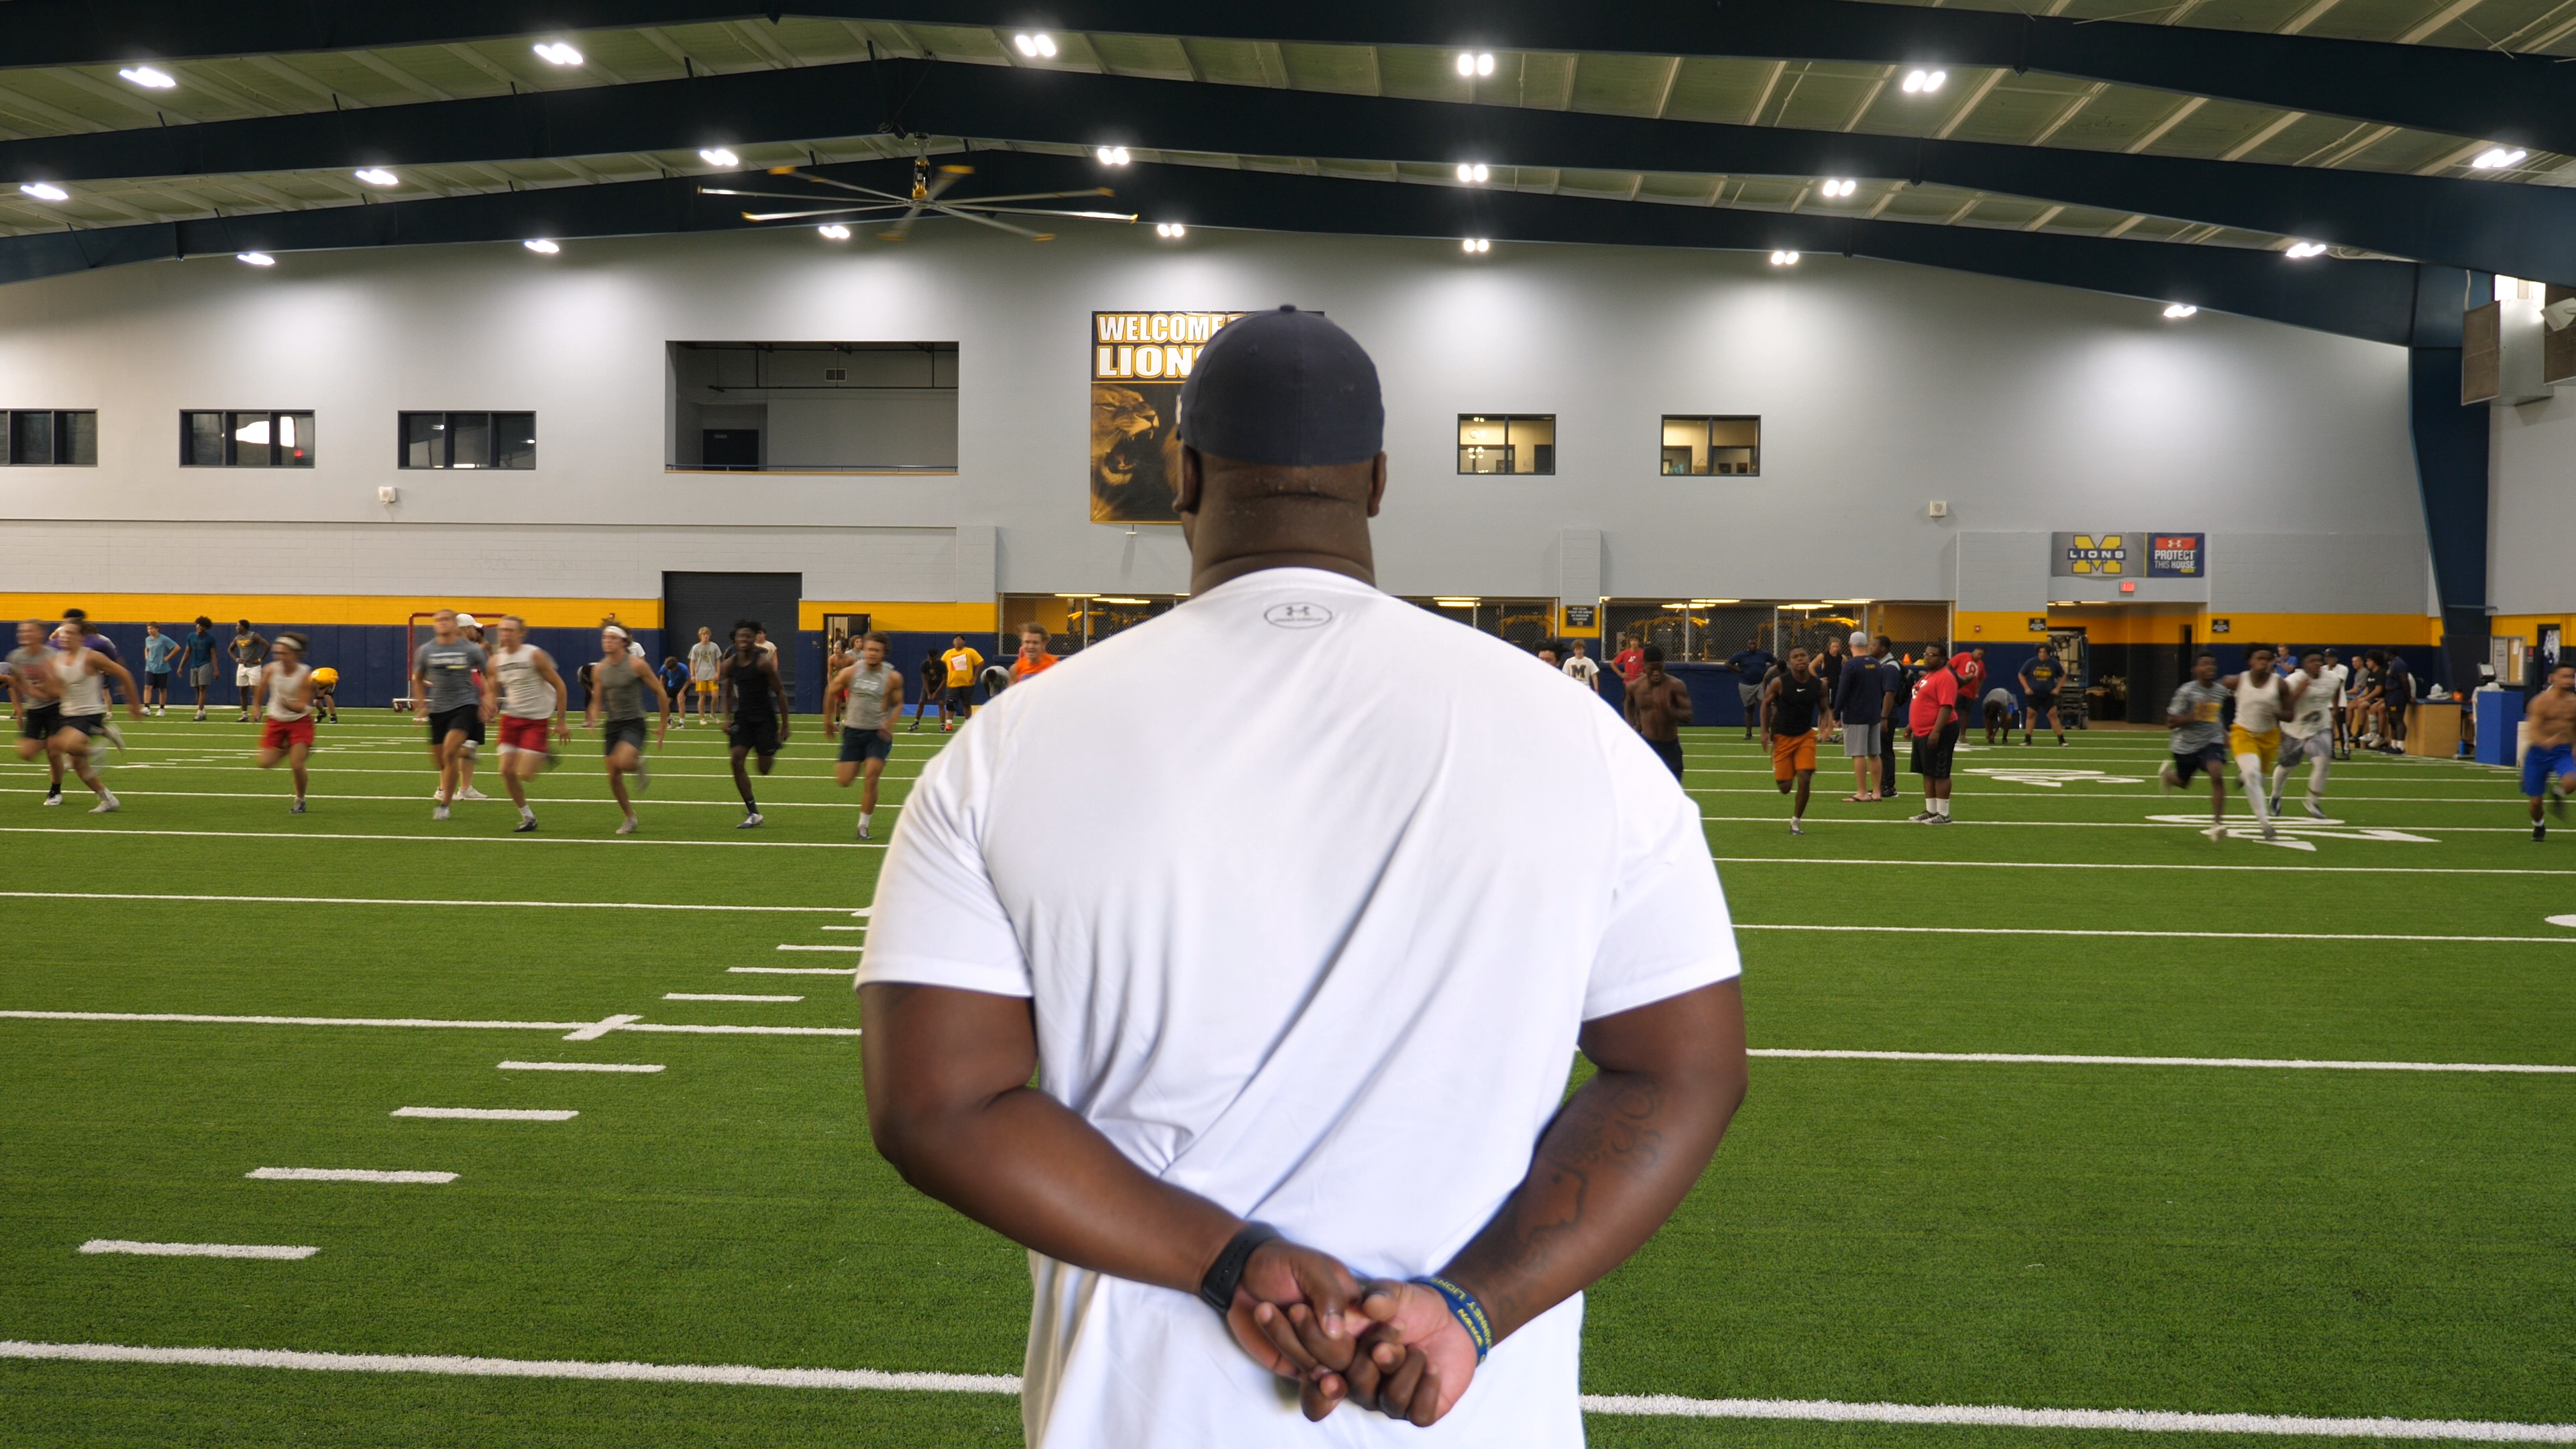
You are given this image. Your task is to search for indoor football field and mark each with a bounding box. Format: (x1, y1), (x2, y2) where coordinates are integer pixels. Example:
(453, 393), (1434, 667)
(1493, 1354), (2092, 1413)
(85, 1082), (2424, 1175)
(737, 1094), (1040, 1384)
(3, 712), (2570, 1448)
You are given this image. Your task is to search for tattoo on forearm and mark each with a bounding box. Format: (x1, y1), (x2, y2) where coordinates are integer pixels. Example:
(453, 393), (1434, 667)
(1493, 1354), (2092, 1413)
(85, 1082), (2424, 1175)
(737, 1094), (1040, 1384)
(1457, 1071), (1667, 1328)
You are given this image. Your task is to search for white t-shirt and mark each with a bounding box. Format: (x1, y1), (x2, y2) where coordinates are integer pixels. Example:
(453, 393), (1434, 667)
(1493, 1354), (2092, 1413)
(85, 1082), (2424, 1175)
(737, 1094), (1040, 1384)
(490, 645), (557, 720)
(1563, 655), (1599, 686)
(861, 568), (1738, 1449)
(2282, 671), (2337, 739)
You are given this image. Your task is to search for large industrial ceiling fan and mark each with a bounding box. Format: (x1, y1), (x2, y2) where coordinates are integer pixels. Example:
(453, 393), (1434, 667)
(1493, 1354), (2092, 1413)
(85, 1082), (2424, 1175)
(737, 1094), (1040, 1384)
(702, 150), (1136, 241)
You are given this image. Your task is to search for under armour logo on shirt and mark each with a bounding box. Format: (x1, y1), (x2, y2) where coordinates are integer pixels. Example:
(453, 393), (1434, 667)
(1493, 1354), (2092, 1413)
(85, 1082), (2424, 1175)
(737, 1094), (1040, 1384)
(1265, 602), (1334, 629)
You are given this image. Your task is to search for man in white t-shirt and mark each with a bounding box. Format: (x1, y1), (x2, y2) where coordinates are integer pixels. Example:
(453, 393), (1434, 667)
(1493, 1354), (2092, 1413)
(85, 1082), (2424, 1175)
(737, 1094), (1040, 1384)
(1562, 637), (1601, 692)
(859, 307), (1748, 1447)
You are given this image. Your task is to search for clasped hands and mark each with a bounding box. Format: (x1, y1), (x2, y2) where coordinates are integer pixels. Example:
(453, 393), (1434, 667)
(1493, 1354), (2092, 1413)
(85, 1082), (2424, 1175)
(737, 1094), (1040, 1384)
(1222, 1238), (1482, 1428)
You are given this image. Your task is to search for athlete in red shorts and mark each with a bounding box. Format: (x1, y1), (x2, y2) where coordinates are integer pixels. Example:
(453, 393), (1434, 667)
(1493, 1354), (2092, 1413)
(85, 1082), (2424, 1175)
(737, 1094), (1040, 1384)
(253, 632), (319, 813)
(482, 614), (571, 833)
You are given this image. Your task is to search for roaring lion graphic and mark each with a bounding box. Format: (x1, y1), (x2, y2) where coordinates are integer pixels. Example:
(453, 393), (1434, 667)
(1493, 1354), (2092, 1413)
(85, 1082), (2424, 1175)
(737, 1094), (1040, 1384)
(1090, 384), (1181, 523)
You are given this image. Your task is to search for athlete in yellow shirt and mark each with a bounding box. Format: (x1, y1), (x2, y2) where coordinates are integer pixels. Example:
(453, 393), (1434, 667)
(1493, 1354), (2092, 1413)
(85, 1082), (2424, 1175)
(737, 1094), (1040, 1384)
(938, 635), (983, 732)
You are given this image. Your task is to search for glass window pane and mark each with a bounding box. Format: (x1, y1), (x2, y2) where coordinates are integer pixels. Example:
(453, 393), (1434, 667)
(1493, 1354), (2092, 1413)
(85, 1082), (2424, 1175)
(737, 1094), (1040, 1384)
(402, 413), (444, 469)
(62, 411), (95, 466)
(282, 412), (313, 467)
(184, 411), (225, 466)
(11, 409), (52, 465)
(1456, 416), (1509, 475)
(231, 412), (272, 467)
(494, 413), (535, 470)
(449, 413), (491, 469)
(1509, 416), (1556, 475)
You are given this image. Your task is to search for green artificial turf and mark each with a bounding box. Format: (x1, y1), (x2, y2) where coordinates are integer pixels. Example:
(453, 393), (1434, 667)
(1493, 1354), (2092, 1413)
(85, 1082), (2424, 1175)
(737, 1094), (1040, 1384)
(3, 714), (2569, 1446)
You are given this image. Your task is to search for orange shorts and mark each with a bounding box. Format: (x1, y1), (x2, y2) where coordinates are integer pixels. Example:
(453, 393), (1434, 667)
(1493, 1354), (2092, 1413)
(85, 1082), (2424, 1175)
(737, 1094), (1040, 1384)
(1770, 730), (1817, 779)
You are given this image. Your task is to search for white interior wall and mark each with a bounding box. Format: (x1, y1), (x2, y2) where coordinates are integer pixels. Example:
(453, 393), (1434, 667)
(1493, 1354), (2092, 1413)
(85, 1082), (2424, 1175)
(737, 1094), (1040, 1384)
(0, 223), (2424, 606)
(2491, 400), (2576, 614)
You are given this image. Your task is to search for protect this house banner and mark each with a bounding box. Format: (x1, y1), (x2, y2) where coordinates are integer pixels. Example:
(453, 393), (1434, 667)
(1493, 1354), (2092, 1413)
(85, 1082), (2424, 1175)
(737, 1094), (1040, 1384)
(1090, 311), (1244, 524)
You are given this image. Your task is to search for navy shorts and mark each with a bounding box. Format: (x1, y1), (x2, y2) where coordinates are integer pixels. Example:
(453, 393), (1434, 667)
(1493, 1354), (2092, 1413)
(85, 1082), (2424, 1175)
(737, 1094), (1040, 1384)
(839, 729), (894, 763)
(1646, 737), (1685, 780)
(602, 718), (647, 756)
(2170, 742), (2227, 784)
(2027, 692), (2057, 715)
(428, 705), (484, 745)
(145, 670), (173, 688)
(19, 702), (60, 741)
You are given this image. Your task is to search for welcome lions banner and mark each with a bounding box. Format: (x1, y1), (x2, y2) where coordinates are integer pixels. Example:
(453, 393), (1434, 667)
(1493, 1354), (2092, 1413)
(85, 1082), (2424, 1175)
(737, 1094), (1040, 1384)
(1090, 311), (1244, 523)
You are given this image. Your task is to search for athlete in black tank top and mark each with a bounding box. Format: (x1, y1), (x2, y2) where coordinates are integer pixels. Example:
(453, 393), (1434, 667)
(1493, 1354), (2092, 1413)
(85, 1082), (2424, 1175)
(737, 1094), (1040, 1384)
(727, 654), (777, 720)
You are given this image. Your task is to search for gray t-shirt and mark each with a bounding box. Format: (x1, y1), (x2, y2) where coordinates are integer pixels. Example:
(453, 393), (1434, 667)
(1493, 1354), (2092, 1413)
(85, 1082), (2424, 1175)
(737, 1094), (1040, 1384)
(7, 645), (58, 702)
(2168, 680), (2228, 752)
(842, 661), (898, 731)
(594, 655), (649, 722)
(413, 639), (488, 712)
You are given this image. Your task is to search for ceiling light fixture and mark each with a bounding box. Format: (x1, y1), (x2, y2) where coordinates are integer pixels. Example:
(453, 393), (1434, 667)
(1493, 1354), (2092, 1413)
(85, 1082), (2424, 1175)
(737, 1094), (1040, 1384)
(2162, 302), (2198, 319)
(523, 237), (560, 254)
(1820, 178), (1857, 198)
(818, 223), (851, 239)
(2284, 240), (2328, 258)
(353, 167), (398, 186)
(1094, 146), (1131, 165)
(698, 147), (740, 167)
(235, 252), (275, 266)
(1155, 221), (1186, 238)
(119, 65), (176, 89)
(2471, 146), (2528, 170)
(1770, 250), (1800, 266)
(1013, 32), (1057, 58)
(1456, 51), (1495, 77)
(1456, 162), (1490, 183)
(1900, 68), (1948, 93)
(19, 182), (66, 201)
(533, 42), (583, 66)
(1461, 237), (1491, 254)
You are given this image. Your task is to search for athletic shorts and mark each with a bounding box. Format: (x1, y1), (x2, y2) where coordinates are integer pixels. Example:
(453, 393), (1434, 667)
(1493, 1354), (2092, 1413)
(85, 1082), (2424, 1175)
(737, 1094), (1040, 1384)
(235, 664), (260, 686)
(1736, 683), (1762, 709)
(945, 684), (975, 708)
(839, 729), (894, 763)
(1770, 730), (1818, 780)
(260, 716), (314, 749)
(1909, 725), (1958, 781)
(727, 717), (781, 757)
(1843, 722), (1879, 757)
(694, 680), (716, 694)
(2280, 729), (2332, 766)
(498, 715), (552, 754)
(428, 705), (484, 745)
(19, 702), (61, 741)
(2025, 691), (2057, 716)
(2169, 742), (2226, 784)
(145, 670), (172, 688)
(189, 663), (215, 686)
(2523, 741), (2576, 796)
(58, 711), (107, 739)
(1646, 737), (1685, 780)
(2229, 724), (2281, 774)
(602, 718), (647, 756)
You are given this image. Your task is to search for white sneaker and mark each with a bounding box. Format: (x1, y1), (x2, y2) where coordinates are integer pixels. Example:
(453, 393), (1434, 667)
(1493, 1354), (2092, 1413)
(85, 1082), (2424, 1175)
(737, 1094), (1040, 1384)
(103, 721), (126, 754)
(290, 798), (306, 815)
(616, 816), (639, 835)
(2203, 824), (2227, 840)
(1788, 819), (1804, 836)
(42, 792), (62, 806)
(2304, 799), (2326, 819)
(460, 788), (489, 801)
(856, 818), (871, 840)
(433, 804), (450, 821)
(737, 812), (764, 829)
(90, 795), (119, 814)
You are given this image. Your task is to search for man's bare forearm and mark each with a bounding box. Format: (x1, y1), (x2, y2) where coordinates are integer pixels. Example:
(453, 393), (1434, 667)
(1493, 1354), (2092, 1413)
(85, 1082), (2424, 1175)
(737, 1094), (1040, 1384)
(861, 981), (1242, 1293)
(1435, 980), (1745, 1342)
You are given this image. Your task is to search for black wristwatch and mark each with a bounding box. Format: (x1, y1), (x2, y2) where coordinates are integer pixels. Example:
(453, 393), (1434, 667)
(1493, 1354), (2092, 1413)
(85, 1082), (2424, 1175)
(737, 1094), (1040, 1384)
(1197, 1222), (1281, 1316)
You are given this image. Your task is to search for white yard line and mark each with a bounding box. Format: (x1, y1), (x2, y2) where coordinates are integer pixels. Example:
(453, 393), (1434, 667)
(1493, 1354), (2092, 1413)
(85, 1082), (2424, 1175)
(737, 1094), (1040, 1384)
(88, 790), (904, 813)
(0, 1340), (2564, 1440)
(1750, 1049), (2576, 1074)
(1714, 857), (2574, 877)
(1697, 815), (2527, 833)
(731, 966), (857, 975)
(0, 891), (855, 914)
(391, 1107), (576, 1121)
(496, 1061), (663, 1073)
(663, 993), (802, 1003)
(0, 826), (881, 851)
(76, 1241), (316, 1260)
(245, 1168), (455, 1184)
(0, 1010), (861, 1038)
(776, 944), (863, 953)
(1739, 924), (2576, 945)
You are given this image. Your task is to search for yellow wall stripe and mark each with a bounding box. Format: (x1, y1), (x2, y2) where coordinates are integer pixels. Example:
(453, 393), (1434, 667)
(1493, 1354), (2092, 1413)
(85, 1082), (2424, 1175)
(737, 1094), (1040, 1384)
(4, 594), (996, 633)
(1957, 608), (2437, 647)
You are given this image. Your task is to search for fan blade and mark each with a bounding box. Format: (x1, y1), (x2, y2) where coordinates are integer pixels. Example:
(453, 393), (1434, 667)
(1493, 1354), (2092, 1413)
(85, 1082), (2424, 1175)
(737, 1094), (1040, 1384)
(741, 205), (906, 221)
(924, 167), (972, 202)
(704, 187), (914, 204)
(880, 203), (930, 241)
(928, 186), (1118, 205)
(929, 204), (1048, 239)
(954, 205), (1140, 223)
(760, 166), (914, 203)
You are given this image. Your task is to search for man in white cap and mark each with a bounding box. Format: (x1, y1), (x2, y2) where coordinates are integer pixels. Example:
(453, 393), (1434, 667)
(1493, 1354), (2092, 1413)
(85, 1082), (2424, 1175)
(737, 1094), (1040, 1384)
(860, 306), (1748, 1445)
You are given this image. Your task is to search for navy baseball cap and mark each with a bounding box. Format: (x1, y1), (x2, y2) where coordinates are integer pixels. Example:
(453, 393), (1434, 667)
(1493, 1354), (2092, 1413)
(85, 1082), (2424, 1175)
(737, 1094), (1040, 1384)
(1177, 305), (1383, 467)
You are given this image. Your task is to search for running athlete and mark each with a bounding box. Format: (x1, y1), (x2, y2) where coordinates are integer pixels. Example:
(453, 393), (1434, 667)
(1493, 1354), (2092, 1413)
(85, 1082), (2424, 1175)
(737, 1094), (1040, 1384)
(252, 633), (319, 813)
(2218, 647), (2297, 843)
(1762, 645), (1825, 835)
(686, 626), (724, 725)
(1622, 643), (1693, 780)
(2019, 642), (2068, 745)
(938, 635), (983, 731)
(140, 623), (180, 716)
(1562, 638), (1601, 693)
(826, 631), (905, 840)
(229, 620), (268, 722)
(2161, 653), (2231, 834)
(56, 610), (126, 755)
(1011, 622), (1059, 683)
(910, 651), (944, 732)
(583, 627), (671, 836)
(182, 616), (219, 720)
(482, 614), (570, 833)
(7, 621), (68, 803)
(717, 619), (790, 828)
(2522, 663), (2576, 843)
(2271, 650), (2337, 820)
(411, 609), (488, 822)
(48, 623), (139, 814)
(2320, 649), (2353, 758)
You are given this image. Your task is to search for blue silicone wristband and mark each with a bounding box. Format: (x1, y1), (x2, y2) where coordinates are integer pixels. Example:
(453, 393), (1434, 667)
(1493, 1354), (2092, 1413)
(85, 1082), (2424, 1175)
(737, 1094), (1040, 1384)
(1411, 1275), (1493, 1362)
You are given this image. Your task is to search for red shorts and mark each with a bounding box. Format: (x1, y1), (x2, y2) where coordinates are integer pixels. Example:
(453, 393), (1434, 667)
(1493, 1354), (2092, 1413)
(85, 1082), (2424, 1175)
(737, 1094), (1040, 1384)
(260, 716), (315, 750)
(498, 716), (552, 753)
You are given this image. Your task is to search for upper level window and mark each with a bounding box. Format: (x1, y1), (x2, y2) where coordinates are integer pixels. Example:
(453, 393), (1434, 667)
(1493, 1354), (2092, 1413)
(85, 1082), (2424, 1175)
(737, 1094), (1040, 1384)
(5, 410), (96, 465)
(1457, 415), (1555, 475)
(1660, 415), (1760, 476)
(402, 411), (535, 470)
(182, 411), (313, 467)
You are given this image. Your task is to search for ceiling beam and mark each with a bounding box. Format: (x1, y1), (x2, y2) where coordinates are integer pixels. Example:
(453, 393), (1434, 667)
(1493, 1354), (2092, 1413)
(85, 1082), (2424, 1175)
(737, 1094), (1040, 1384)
(0, 1), (2569, 155)
(3, 60), (2566, 282)
(0, 148), (2420, 343)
